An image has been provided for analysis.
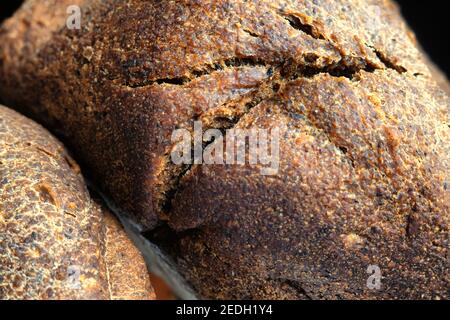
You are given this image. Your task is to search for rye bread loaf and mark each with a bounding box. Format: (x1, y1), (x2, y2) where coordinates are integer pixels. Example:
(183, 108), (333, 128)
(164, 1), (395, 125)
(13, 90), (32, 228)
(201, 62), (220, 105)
(0, 1), (448, 299)
(0, 105), (154, 300)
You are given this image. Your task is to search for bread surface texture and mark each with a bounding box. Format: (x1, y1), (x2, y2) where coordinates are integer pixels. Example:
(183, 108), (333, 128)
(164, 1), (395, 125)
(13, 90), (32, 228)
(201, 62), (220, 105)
(0, 105), (154, 300)
(0, 0), (448, 299)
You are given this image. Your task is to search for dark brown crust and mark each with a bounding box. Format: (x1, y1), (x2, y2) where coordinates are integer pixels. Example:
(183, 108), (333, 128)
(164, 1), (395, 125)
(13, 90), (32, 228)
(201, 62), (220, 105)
(0, 0), (448, 299)
(0, 105), (154, 300)
(0, 0), (430, 228)
(165, 70), (449, 299)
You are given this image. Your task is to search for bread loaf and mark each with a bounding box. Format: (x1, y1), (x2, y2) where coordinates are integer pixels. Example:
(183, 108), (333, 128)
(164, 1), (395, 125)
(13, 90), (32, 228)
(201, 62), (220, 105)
(0, 0), (448, 299)
(0, 105), (154, 300)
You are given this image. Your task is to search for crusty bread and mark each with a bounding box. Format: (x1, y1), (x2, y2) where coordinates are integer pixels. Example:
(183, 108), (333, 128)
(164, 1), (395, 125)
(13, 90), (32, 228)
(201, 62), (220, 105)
(0, 105), (154, 300)
(0, 0), (448, 299)
(422, 51), (450, 95)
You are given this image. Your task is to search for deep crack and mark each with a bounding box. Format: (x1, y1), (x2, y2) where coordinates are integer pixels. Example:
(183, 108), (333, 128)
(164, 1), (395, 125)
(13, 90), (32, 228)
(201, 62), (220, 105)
(124, 57), (268, 88)
(153, 36), (408, 224)
(281, 13), (325, 40)
(158, 89), (272, 215)
(368, 45), (408, 73)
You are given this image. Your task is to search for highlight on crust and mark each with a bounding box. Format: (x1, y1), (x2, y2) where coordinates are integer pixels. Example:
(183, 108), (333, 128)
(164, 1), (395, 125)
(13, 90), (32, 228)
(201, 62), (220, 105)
(0, 0), (448, 301)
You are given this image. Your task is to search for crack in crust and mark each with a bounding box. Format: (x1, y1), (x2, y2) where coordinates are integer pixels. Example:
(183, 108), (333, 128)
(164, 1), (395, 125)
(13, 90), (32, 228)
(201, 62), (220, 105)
(1, 1), (448, 300)
(157, 51), (400, 216)
(0, 0), (427, 230)
(122, 57), (269, 88)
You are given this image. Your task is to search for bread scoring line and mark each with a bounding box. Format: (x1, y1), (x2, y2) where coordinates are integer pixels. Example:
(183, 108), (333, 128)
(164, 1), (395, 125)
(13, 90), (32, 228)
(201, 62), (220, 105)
(115, 6), (409, 90)
(109, 7), (413, 227)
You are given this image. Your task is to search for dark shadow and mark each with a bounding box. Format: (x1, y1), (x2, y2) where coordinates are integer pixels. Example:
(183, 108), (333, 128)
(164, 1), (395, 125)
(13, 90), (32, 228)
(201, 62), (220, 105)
(396, 0), (449, 77)
(0, 1), (23, 24)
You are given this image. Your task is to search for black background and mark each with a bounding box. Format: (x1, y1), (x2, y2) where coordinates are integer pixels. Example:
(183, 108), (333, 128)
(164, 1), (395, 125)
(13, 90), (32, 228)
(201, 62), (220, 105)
(0, 1), (448, 76)
(0, 300), (444, 318)
(396, 0), (449, 76)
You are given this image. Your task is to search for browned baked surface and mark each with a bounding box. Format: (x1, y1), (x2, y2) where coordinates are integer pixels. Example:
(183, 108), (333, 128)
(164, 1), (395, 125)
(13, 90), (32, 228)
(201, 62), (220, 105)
(0, 105), (154, 300)
(161, 70), (449, 299)
(0, 1), (448, 299)
(422, 52), (450, 96)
